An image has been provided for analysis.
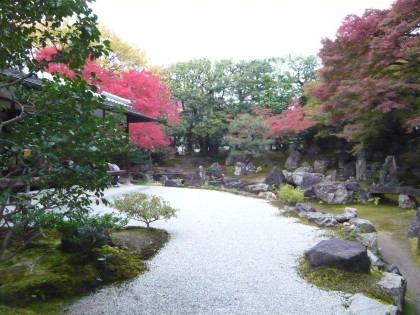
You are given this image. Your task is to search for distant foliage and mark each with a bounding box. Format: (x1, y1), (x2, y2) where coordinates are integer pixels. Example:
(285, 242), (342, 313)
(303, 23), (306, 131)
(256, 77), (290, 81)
(277, 184), (304, 206)
(112, 193), (178, 228)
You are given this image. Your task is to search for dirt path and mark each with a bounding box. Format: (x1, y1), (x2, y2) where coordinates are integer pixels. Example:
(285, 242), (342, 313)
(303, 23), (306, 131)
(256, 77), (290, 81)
(378, 231), (420, 314)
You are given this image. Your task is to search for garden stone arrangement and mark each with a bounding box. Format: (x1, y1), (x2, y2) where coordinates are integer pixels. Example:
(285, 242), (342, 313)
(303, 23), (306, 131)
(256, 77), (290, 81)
(66, 186), (352, 315)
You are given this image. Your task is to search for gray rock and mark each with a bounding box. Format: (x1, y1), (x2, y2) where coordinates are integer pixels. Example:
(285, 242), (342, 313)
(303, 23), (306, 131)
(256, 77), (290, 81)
(356, 233), (379, 252)
(407, 207), (420, 237)
(345, 177), (361, 191)
(284, 144), (301, 169)
(225, 154), (250, 166)
(305, 213), (339, 227)
(164, 179), (183, 187)
(292, 172), (325, 189)
(265, 166), (287, 188)
(305, 238), (371, 272)
(356, 151), (367, 181)
(208, 177), (246, 189)
(245, 162), (256, 174)
(258, 191), (277, 201)
(314, 182), (353, 204)
(234, 162), (247, 176)
(313, 159), (329, 174)
(294, 203), (317, 213)
(191, 166), (206, 186)
(348, 293), (398, 315)
(294, 162), (312, 173)
(379, 155), (398, 185)
(282, 170), (293, 184)
(349, 218), (377, 233)
(398, 194), (417, 209)
(334, 207), (357, 223)
(143, 171), (154, 182)
(207, 162), (224, 179)
(159, 175), (169, 183)
(377, 272), (407, 311)
(367, 250), (385, 270)
(246, 183), (269, 192)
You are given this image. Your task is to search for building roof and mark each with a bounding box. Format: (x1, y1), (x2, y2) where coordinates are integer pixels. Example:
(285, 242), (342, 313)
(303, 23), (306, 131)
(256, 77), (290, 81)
(1, 68), (156, 123)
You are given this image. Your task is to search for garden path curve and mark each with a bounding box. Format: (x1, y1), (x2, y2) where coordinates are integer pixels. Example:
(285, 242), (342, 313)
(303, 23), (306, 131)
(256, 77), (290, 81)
(65, 186), (349, 315)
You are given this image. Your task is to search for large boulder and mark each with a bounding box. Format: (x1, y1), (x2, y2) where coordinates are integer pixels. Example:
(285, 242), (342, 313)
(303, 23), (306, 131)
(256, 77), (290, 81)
(407, 207), (420, 237)
(305, 239), (371, 272)
(349, 218), (377, 233)
(207, 162), (224, 179)
(225, 154), (250, 166)
(313, 159), (329, 174)
(313, 182), (353, 204)
(379, 155), (398, 185)
(245, 162), (256, 174)
(294, 162), (313, 173)
(305, 213), (339, 227)
(348, 293), (398, 315)
(377, 272), (407, 312)
(284, 143), (301, 169)
(190, 165), (206, 186)
(334, 207), (357, 223)
(292, 172), (325, 189)
(234, 162), (247, 176)
(264, 166), (287, 188)
(398, 194), (417, 209)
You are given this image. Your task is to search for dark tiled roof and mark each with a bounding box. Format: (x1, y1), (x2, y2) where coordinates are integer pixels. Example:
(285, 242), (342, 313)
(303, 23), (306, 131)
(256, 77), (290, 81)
(1, 69), (156, 122)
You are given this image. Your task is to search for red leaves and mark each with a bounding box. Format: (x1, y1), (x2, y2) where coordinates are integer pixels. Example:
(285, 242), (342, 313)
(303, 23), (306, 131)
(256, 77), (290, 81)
(36, 48), (180, 150)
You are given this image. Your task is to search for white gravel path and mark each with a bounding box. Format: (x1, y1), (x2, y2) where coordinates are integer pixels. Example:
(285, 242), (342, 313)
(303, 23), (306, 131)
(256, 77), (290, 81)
(64, 185), (350, 315)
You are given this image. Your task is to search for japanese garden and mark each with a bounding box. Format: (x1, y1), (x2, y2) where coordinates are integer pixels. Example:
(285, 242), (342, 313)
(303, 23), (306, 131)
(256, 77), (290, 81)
(0, 0), (419, 314)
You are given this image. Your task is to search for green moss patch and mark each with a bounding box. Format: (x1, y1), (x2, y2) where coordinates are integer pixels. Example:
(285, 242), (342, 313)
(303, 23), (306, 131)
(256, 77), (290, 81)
(0, 227), (169, 313)
(297, 257), (393, 304)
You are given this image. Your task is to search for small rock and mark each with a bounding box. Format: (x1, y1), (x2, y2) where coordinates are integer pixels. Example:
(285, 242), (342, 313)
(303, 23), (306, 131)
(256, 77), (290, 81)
(294, 203), (317, 213)
(367, 250), (385, 270)
(164, 179), (183, 187)
(377, 272), (407, 311)
(349, 218), (377, 233)
(305, 213), (338, 226)
(265, 166), (287, 188)
(234, 162), (247, 176)
(356, 232), (379, 252)
(258, 191), (277, 201)
(398, 194), (417, 209)
(348, 293), (398, 315)
(247, 183), (269, 192)
(334, 207), (357, 223)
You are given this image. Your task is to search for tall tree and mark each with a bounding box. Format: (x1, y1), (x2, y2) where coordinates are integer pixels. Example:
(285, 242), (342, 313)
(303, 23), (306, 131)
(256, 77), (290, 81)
(0, 0), (128, 261)
(306, 0), (420, 152)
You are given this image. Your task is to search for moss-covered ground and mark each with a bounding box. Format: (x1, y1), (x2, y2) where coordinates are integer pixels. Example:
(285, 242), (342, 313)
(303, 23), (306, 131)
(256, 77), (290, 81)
(0, 227), (169, 314)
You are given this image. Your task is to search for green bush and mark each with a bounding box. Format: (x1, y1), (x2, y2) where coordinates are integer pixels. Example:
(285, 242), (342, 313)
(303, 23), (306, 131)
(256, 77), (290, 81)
(112, 193), (178, 228)
(277, 184), (304, 206)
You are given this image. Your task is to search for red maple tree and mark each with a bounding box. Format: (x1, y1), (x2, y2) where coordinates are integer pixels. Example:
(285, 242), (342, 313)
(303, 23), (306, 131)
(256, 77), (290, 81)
(37, 47), (180, 150)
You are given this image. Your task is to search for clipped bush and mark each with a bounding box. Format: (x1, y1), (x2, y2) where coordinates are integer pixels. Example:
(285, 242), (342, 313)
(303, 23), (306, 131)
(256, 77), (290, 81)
(277, 184), (304, 205)
(112, 193), (178, 228)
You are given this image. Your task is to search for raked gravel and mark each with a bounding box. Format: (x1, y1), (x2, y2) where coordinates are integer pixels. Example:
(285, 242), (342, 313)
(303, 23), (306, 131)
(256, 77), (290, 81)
(64, 185), (350, 315)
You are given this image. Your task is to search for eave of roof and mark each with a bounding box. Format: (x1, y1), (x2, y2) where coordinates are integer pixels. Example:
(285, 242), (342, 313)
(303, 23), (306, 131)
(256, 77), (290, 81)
(1, 69), (156, 123)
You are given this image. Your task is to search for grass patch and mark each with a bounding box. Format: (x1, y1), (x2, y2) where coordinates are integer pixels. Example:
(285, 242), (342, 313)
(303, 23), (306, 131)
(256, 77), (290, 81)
(298, 257), (393, 304)
(309, 202), (414, 239)
(408, 237), (420, 265)
(199, 185), (238, 194)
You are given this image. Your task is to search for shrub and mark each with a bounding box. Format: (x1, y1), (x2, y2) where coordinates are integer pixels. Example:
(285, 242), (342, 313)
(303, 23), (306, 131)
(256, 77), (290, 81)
(112, 193), (178, 228)
(277, 184), (304, 205)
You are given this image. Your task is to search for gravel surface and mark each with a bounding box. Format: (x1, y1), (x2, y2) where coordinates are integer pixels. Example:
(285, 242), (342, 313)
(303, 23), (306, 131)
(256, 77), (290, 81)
(64, 185), (349, 315)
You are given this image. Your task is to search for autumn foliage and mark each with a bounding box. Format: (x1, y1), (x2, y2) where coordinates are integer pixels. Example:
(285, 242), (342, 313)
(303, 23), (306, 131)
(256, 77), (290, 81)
(306, 0), (420, 148)
(37, 47), (179, 150)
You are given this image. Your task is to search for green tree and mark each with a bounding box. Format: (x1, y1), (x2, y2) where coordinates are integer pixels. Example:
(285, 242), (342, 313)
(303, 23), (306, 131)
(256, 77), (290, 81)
(0, 0), (128, 262)
(112, 192), (178, 229)
(223, 113), (272, 155)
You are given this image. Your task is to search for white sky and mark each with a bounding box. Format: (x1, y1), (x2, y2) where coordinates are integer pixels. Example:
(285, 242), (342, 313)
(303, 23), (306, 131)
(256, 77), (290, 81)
(90, 0), (396, 66)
